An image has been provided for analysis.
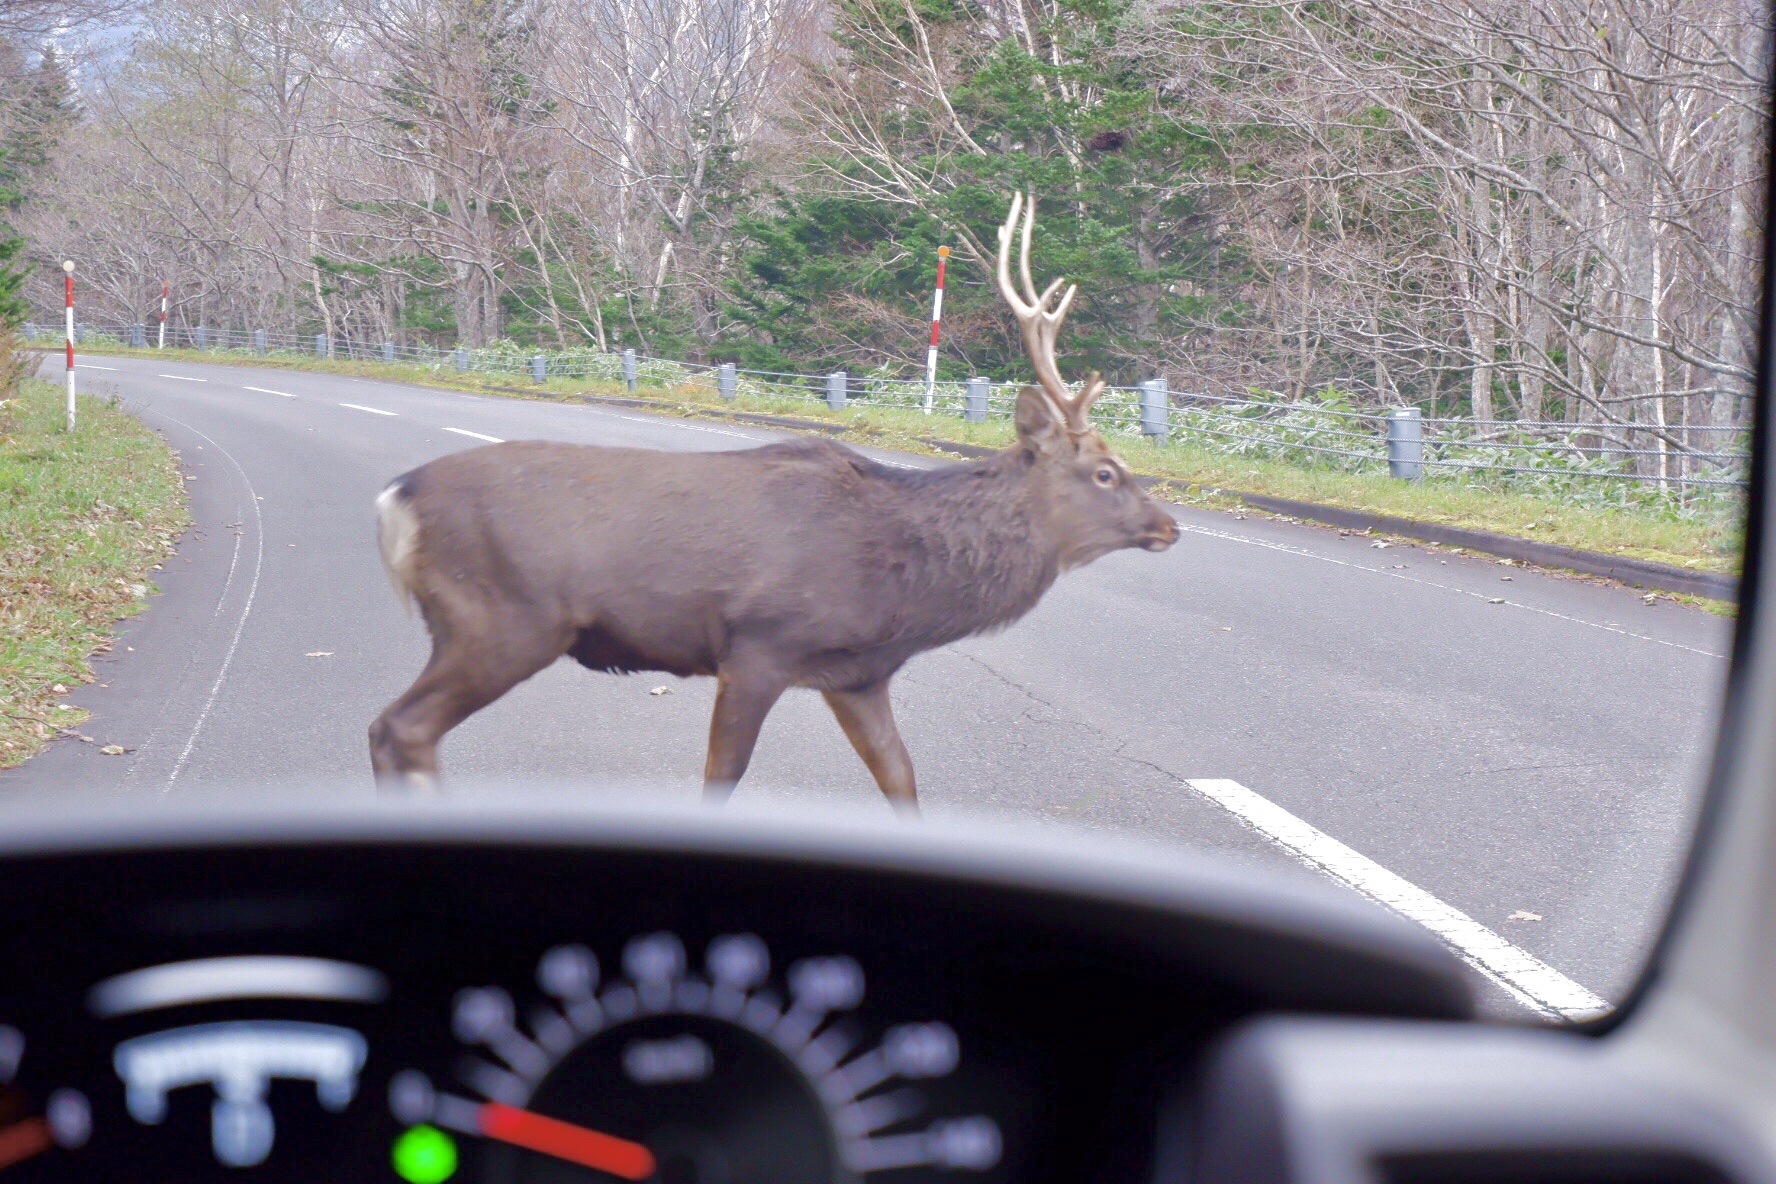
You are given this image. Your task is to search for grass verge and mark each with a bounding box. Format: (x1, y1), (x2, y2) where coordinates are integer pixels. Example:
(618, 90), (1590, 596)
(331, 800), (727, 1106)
(1, 375), (188, 767)
(98, 345), (1743, 574)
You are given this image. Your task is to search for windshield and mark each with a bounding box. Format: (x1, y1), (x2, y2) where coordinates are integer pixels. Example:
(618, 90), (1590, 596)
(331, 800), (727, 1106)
(0, 0), (1761, 1026)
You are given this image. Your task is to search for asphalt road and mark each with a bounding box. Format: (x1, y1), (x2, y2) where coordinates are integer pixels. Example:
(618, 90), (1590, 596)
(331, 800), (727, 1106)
(1, 355), (1735, 1014)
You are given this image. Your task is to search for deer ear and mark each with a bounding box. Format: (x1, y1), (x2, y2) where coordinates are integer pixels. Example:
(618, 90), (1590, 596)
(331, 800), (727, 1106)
(1014, 385), (1073, 459)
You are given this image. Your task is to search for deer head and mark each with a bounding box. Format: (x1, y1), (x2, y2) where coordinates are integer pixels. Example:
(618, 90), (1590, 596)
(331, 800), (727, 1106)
(996, 193), (1178, 567)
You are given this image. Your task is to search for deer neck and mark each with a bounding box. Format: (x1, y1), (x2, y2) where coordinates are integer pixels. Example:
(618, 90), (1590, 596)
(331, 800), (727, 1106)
(887, 450), (1066, 639)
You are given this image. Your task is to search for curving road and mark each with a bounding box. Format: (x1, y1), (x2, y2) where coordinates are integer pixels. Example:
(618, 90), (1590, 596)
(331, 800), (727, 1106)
(0, 355), (1734, 1016)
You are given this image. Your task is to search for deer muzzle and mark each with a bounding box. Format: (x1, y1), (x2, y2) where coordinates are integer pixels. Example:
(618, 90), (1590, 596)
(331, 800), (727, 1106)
(1139, 507), (1180, 552)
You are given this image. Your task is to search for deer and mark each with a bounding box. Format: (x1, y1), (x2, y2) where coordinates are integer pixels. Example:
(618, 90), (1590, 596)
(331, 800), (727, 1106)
(368, 193), (1179, 812)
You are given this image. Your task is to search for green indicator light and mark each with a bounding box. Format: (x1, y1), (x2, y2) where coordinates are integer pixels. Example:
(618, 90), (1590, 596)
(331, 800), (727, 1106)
(393, 1124), (458, 1184)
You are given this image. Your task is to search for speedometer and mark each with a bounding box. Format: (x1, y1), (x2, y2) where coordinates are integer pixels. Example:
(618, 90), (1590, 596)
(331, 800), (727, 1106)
(389, 933), (1003, 1183)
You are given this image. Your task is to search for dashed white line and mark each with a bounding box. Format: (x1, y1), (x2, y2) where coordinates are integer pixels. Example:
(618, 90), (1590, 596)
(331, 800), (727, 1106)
(444, 427), (504, 443)
(340, 402), (396, 416)
(81, 364), (119, 371)
(608, 412), (757, 442)
(1186, 778), (1610, 1021)
(1174, 521), (1726, 659)
(244, 386), (296, 398)
(158, 374), (207, 382)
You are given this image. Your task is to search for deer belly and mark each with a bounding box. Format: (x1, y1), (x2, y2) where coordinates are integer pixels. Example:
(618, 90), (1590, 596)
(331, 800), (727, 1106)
(566, 626), (711, 678)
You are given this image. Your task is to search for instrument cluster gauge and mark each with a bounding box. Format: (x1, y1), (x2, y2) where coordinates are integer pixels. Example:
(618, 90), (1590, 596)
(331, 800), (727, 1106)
(0, 1024), (91, 1176)
(389, 933), (1005, 1183)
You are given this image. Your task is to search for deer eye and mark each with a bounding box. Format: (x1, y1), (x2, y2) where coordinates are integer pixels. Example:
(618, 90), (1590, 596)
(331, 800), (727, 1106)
(1093, 467), (1117, 487)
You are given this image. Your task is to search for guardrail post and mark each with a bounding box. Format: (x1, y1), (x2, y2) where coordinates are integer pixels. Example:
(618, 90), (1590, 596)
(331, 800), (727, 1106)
(965, 376), (990, 423)
(1140, 377), (1170, 444)
(130, 323), (146, 348)
(75, 322), (87, 345)
(382, 341), (396, 364)
(718, 362), (736, 402)
(23, 321), (35, 342)
(254, 329), (267, 354)
(531, 355), (547, 383)
(453, 348), (468, 372)
(826, 370), (847, 412)
(622, 348), (637, 393)
(193, 324), (206, 350)
(313, 333), (328, 358)
(1387, 407), (1423, 480)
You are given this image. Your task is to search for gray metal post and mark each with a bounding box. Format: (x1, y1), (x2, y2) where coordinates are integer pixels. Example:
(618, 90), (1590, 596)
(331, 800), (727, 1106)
(314, 333), (328, 358)
(193, 325), (206, 350)
(75, 323), (87, 345)
(622, 348), (638, 393)
(254, 329), (267, 354)
(382, 341), (396, 364)
(130, 323), (146, 348)
(1140, 377), (1170, 443)
(718, 362), (736, 402)
(1387, 407), (1423, 480)
(454, 348), (469, 372)
(531, 355), (547, 383)
(965, 377), (990, 423)
(826, 371), (847, 412)
(23, 321), (35, 342)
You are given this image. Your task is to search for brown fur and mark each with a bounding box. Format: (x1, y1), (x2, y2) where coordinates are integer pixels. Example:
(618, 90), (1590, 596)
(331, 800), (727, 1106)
(368, 390), (1177, 810)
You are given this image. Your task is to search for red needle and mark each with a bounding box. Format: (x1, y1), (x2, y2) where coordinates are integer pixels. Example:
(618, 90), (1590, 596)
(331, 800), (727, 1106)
(477, 1101), (656, 1180)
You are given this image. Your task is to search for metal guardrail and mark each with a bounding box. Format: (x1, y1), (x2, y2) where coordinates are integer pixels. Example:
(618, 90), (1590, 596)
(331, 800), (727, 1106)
(26, 320), (1751, 492)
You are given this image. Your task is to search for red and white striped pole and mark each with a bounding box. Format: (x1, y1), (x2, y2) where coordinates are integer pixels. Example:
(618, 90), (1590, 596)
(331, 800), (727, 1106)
(157, 279), (168, 349)
(62, 260), (75, 431)
(922, 244), (950, 414)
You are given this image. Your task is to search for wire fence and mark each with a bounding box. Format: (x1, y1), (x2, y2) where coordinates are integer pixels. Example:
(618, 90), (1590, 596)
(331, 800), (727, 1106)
(29, 320), (1751, 504)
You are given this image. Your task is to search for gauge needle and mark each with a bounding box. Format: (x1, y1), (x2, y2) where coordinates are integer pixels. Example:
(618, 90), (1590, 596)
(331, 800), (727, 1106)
(0, 1117), (51, 1171)
(478, 1101), (656, 1180)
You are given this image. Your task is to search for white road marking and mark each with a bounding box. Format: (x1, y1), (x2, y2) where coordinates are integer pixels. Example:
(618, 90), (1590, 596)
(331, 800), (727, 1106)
(244, 386), (295, 398)
(1186, 777), (1611, 1021)
(158, 374), (207, 382)
(119, 413), (265, 796)
(444, 427), (504, 443)
(82, 364), (119, 371)
(340, 402), (396, 416)
(1174, 521), (1726, 660)
(608, 412), (758, 442)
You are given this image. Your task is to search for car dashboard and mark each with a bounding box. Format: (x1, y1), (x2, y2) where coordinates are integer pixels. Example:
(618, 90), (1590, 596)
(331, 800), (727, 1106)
(0, 802), (1759, 1184)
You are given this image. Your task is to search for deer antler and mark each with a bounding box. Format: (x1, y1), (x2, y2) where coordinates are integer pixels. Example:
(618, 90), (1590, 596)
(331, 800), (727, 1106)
(995, 192), (1107, 433)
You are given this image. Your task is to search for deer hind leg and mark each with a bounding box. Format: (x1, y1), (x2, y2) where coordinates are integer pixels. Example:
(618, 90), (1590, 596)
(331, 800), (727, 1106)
(702, 668), (788, 805)
(824, 681), (918, 817)
(370, 617), (568, 791)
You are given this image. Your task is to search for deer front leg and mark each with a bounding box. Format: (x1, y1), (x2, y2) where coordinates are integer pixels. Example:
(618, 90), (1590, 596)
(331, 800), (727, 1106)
(703, 669), (787, 805)
(824, 681), (918, 817)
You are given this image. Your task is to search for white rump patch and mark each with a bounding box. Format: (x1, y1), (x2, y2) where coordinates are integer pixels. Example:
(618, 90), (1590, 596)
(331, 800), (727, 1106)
(375, 484), (421, 612)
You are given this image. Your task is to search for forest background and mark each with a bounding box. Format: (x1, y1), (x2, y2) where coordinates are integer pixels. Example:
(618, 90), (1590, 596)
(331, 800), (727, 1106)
(0, 0), (1765, 454)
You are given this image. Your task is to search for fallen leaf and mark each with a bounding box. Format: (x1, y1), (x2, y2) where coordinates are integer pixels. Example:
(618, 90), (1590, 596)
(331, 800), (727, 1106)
(1507, 909), (1543, 922)
(78, 735), (94, 743)
(1642, 593), (1658, 605)
(649, 686), (673, 696)
(1488, 597), (1506, 604)
(305, 652), (334, 658)
(1500, 576), (1514, 581)
(52, 684), (67, 694)
(1370, 541), (1391, 549)
(99, 745), (130, 756)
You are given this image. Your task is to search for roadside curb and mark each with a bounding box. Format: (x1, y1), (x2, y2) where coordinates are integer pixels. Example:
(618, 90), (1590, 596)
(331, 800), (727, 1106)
(469, 388), (1743, 602)
(889, 436), (1738, 604)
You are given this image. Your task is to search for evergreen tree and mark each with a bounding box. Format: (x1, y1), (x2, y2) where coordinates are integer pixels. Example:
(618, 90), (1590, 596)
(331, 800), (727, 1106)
(725, 0), (1245, 383)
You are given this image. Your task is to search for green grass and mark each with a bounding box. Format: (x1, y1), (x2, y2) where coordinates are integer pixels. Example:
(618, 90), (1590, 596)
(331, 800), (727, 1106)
(0, 376), (189, 767)
(95, 345), (1745, 574)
